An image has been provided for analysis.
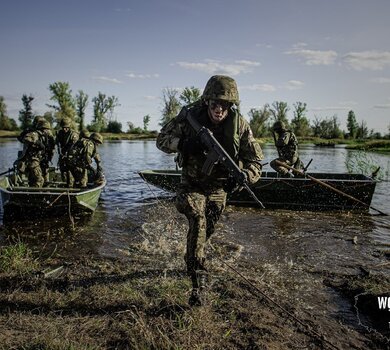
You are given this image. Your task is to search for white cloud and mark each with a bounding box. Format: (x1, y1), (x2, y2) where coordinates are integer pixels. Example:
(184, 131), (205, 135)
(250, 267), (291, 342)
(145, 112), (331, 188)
(126, 73), (160, 79)
(282, 80), (304, 90)
(176, 59), (261, 76)
(92, 76), (122, 84)
(309, 106), (351, 112)
(285, 46), (337, 66)
(144, 95), (158, 100)
(240, 84), (276, 92)
(343, 50), (390, 71)
(373, 103), (390, 109)
(371, 77), (390, 83)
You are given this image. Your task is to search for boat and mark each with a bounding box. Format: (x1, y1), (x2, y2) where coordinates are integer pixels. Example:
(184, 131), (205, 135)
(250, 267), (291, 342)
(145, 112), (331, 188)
(0, 169), (106, 219)
(138, 169), (377, 212)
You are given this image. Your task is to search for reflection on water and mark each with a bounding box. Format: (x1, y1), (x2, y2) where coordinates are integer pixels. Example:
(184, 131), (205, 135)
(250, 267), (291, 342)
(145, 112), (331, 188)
(0, 139), (389, 261)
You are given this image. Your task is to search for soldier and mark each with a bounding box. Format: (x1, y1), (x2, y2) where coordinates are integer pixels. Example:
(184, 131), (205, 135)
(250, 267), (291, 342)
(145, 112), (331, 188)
(156, 75), (263, 306)
(56, 118), (79, 185)
(270, 121), (302, 177)
(67, 132), (104, 188)
(15, 119), (54, 187)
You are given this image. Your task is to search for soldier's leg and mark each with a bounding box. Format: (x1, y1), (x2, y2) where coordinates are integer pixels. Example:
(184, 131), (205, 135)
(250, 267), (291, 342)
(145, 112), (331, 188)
(205, 188), (227, 240)
(28, 161), (44, 187)
(79, 169), (88, 188)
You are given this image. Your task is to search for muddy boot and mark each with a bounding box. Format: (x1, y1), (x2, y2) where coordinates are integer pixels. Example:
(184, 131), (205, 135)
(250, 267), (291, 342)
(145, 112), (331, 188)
(188, 288), (202, 306)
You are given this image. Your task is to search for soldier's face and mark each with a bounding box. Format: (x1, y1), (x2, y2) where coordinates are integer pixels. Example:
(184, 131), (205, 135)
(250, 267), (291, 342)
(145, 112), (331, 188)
(207, 99), (230, 124)
(63, 127), (70, 133)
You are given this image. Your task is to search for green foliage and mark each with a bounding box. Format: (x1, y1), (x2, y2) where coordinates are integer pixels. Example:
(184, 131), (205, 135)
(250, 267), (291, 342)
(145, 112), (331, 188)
(160, 87), (181, 126)
(356, 120), (369, 139)
(345, 150), (387, 180)
(76, 90), (88, 130)
(248, 104), (271, 137)
(179, 86), (201, 105)
(270, 101), (289, 127)
(106, 120), (122, 133)
(92, 92), (120, 132)
(346, 110), (358, 139)
(47, 82), (76, 123)
(0, 242), (39, 274)
(311, 115), (342, 139)
(291, 102), (310, 136)
(18, 94), (34, 130)
(143, 114), (151, 131)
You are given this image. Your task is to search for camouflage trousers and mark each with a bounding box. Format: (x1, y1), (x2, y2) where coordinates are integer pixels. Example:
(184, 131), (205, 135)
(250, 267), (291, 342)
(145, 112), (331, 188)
(69, 167), (88, 188)
(175, 185), (227, 283)
(25, 160), (44, 187)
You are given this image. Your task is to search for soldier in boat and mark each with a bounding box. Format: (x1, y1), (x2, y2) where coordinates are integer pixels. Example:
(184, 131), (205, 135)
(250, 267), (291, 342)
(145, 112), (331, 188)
(156, 75), (263, 306)
(270, 120), (303, 177)
(67, 132), (104, 188)
(56, 117), (79, 185)
(14, 119), (55, 187)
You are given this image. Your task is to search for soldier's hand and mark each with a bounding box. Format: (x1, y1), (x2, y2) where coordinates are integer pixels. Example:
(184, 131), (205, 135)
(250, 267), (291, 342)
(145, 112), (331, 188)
(178, 137), (204, 156)
(223, 177), (239, 193)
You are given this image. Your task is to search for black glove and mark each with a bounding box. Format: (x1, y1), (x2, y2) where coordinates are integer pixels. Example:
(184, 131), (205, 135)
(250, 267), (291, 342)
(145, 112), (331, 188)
(223, 171), (248, 193)
(178, 137), (204, 156)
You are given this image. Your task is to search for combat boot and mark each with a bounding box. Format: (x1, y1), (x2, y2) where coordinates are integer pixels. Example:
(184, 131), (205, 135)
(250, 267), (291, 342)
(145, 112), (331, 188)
(188, 288), (202, 306)
(196, 270), (208, 290)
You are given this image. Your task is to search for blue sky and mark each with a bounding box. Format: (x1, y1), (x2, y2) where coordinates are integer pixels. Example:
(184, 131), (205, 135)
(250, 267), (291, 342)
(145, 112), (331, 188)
(1, 0), (390, 132)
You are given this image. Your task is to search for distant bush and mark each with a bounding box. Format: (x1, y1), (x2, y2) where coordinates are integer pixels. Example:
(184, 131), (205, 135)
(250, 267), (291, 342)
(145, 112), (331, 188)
(106, 120), (123, 133)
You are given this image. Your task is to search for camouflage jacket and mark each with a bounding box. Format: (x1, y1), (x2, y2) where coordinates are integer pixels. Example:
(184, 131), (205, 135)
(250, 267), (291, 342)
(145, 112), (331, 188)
(156, 102), (263, 188)
(68, 139), (101, 169)
(19, 129), (55, 163)
(274, 130), (299, 162)
(56, 129), (79, 157)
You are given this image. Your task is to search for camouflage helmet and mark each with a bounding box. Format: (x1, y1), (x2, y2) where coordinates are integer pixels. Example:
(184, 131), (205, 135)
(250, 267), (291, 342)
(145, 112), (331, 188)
(201, 75), (239, 105)
(36, 119), (51, 130)
(272, 120), (286, 131)
(90, 132), (103, 144)
(32, 116), (46, 128)
(60, 118), (72, 128)
(79, 129), (90, 139)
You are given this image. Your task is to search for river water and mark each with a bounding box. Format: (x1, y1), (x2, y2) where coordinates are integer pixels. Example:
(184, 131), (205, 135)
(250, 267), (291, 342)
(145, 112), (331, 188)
(0, 139), (389, 258)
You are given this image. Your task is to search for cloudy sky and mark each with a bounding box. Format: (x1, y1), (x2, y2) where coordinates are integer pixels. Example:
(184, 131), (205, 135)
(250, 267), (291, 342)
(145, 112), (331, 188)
(1, 0), (390, 132)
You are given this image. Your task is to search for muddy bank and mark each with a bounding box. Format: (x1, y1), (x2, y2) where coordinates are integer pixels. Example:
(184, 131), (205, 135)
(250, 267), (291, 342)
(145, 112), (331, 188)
(0, 200), (389, 349)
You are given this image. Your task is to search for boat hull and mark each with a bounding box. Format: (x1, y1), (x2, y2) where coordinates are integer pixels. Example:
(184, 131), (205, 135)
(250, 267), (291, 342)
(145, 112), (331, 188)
(0, 172), (105, 219)
(139, 170), (376, 212)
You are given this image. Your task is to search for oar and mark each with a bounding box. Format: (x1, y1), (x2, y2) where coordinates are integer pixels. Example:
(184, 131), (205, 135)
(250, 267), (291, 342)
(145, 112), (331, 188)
(0, 168), (14, 176)
(275, 160), (388, 216)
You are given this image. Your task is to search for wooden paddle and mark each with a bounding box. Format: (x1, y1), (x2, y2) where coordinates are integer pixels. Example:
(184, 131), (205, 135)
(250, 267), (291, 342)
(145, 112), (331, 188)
(275, 160), (388, 216)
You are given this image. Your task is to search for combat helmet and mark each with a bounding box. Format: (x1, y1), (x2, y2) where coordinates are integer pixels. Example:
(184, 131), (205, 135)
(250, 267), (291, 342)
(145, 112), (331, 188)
(90, 132), (103, 144)
(272, 120), (286, 131)
(79, 129), (90, 139)
(36, 119), (51, 130)
(202, 75), (239, 105)
(60, 118), (72, 128)
(32, 116), (46, 128)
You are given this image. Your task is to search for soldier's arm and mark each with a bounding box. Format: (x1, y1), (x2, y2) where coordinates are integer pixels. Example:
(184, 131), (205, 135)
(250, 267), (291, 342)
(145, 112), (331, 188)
(276, 131), (290, 147)
(238, 118), (264, 184)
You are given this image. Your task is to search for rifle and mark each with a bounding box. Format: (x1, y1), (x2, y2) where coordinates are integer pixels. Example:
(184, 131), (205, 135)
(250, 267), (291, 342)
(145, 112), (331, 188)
(186, 112), (265, 208)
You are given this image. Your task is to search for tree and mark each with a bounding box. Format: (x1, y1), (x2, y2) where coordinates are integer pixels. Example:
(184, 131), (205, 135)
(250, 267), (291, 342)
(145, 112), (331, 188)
(291, 102), (310, 137)
(248, 104), (271, 138)
(311, 116), (322, 137)
(160, 88), (180, 126)
(18, 94), (34, 130)
(270, 101), (289, 126)
(356, 120), (369, 139)
(143, 114), (151, 131)
(0, 96), (14, 130)
(91, 92), (120, 132)
(76, 90), (88, 131)
(106, 120), (122, 133)
(179, 86), (201, 105)
(346, 110), (358, 139)
(47, 82), (76, 123)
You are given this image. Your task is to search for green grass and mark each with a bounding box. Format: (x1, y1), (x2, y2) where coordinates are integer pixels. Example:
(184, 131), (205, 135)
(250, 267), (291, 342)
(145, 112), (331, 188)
(0, 242), (39, 274)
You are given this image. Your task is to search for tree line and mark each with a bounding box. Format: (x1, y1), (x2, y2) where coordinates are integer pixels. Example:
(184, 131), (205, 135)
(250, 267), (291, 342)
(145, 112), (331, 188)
(1, 82), (389, 139)
(0, 82), (152, 134)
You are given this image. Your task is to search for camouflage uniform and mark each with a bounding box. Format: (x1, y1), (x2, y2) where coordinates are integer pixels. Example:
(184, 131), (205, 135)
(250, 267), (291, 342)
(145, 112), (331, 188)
(156, 75), (263, 304)
(56, 118), (79, 185)
(270, 121), (301, 176)
(67, 133), (103, 188)
(15, 120), (55, 187)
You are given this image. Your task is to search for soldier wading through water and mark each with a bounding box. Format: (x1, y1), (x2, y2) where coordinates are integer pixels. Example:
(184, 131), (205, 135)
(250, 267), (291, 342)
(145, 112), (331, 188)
(156, 75), (263, 306)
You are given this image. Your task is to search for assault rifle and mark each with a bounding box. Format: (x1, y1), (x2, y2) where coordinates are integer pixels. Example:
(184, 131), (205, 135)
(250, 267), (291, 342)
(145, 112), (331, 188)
(186, 112), (265, 208)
